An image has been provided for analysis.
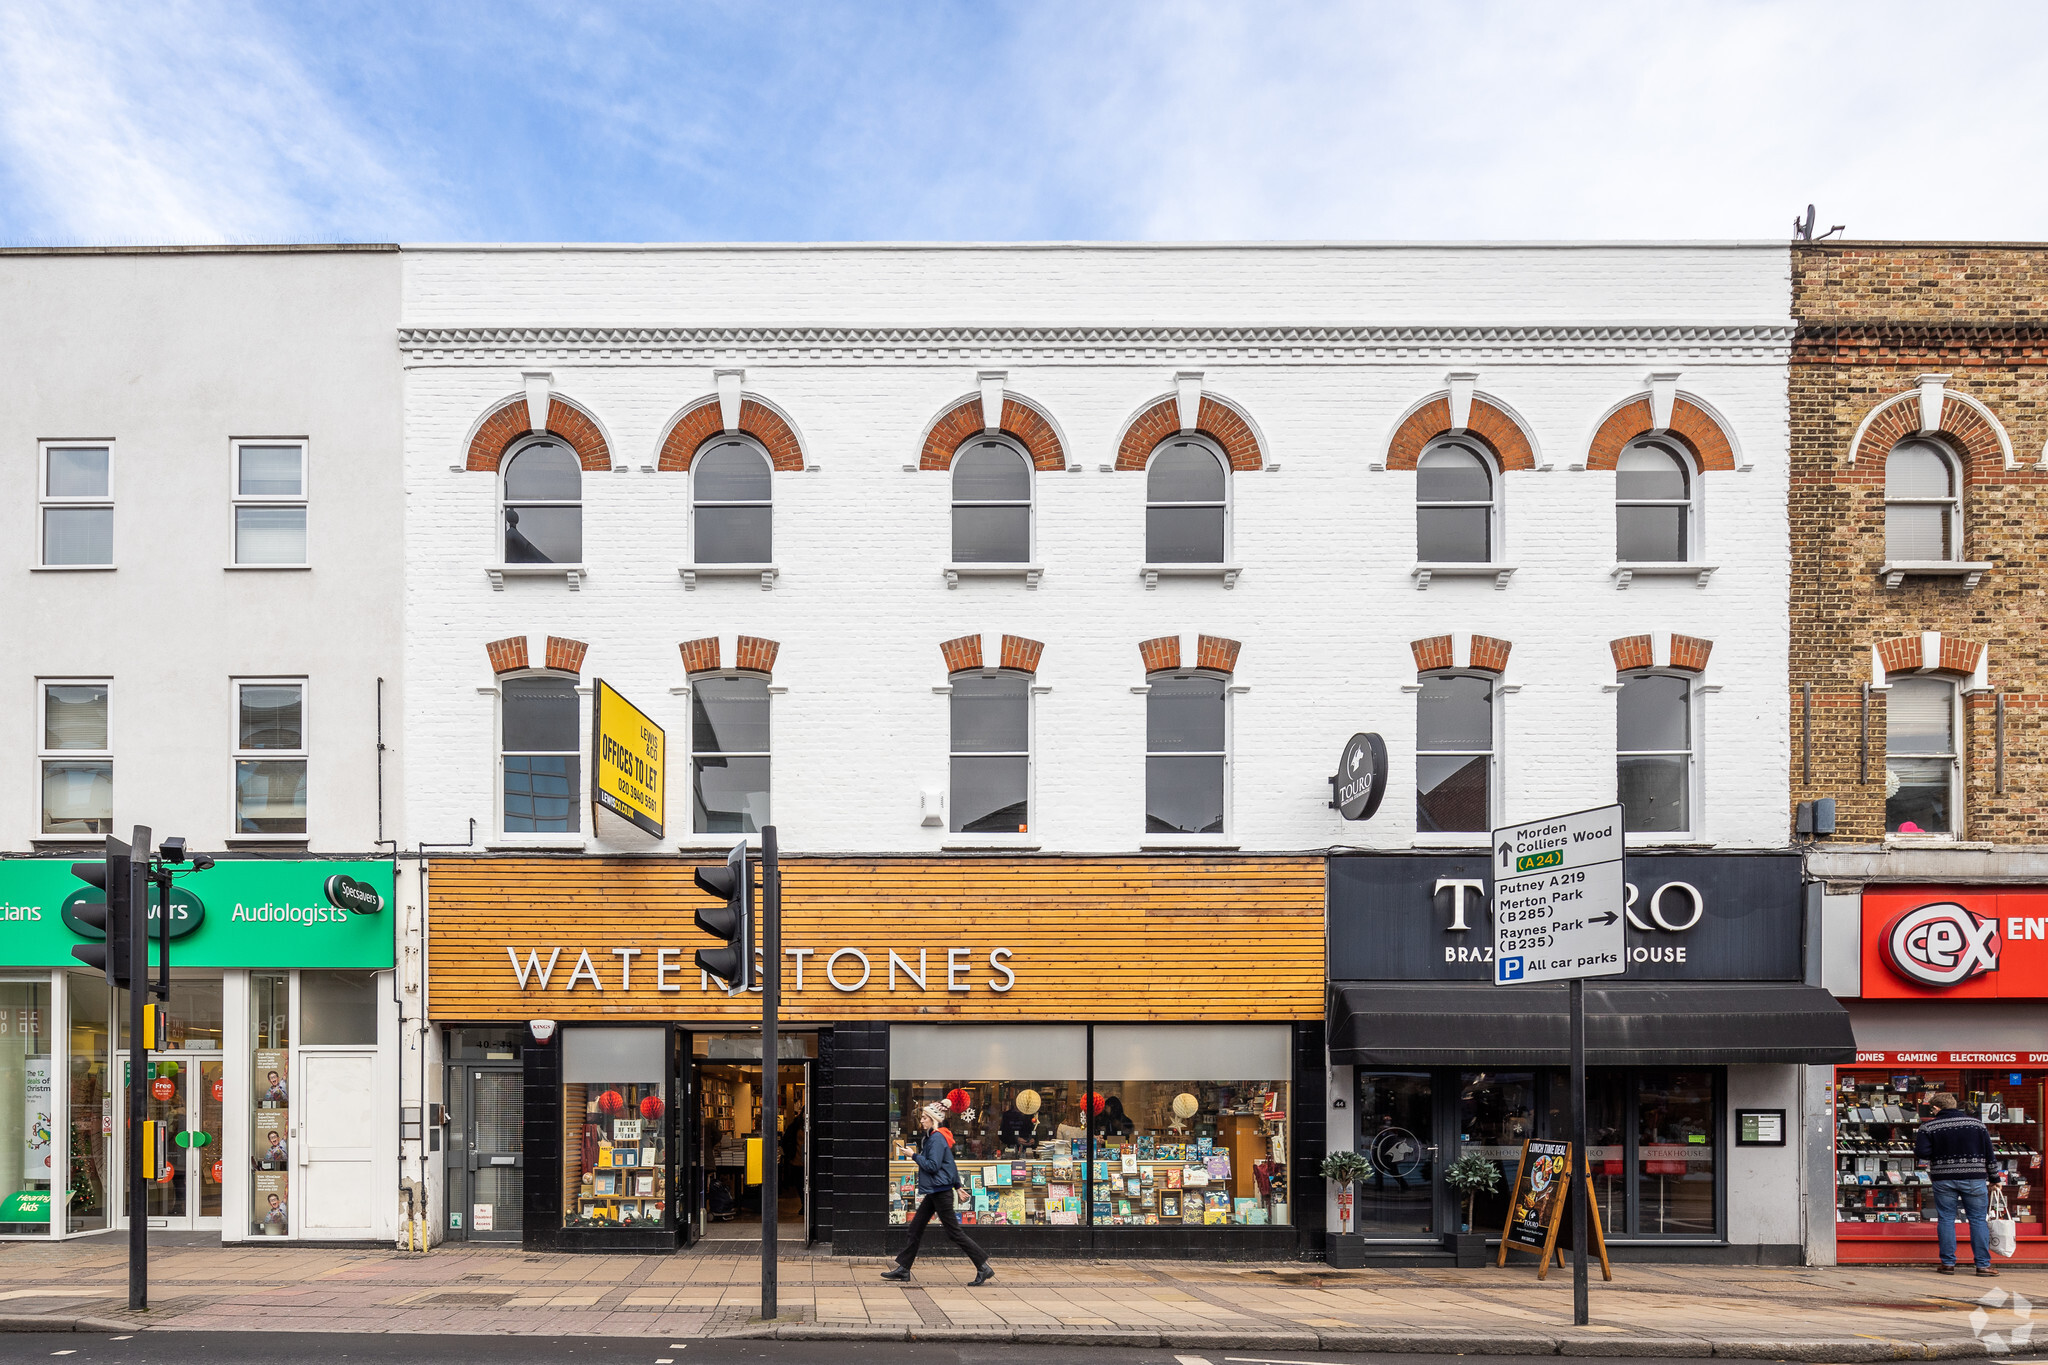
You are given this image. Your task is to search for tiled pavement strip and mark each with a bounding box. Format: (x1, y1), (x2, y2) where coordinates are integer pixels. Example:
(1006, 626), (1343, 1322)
(3, 1241), (2047, 1355)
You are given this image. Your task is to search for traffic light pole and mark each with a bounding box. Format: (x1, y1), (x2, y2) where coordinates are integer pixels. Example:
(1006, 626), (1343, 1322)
(760, 826), (779, 1321)
(128, 823), (152, 1312)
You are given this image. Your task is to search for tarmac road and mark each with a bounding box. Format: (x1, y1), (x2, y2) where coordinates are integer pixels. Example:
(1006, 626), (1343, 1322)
(0, 1337), (1852, 1365)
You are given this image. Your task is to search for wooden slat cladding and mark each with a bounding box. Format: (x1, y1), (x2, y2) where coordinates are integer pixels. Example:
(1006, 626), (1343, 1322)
(426, 856), (1324, 1023)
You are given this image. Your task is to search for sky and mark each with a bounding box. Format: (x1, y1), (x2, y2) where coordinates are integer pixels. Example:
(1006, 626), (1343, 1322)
(1, 0), (2044, 246)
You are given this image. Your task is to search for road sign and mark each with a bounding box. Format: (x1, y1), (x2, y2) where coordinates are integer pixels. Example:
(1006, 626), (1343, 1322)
(1490, 804), (1626, 987)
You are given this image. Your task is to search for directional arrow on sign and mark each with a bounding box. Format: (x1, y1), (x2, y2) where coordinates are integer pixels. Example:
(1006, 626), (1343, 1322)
(1590, 912), (1618, 926)
(1498, 841), (1514, 869)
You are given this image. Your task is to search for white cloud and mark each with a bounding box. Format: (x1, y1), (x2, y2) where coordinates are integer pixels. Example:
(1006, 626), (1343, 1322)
(0, 0), (442, 243)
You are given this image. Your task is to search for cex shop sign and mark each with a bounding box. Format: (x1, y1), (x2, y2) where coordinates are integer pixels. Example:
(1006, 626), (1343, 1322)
(1863, 887), (2048, 998)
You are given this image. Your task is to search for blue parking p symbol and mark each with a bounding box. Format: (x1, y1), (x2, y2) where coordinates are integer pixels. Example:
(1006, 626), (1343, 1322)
(1498, 956), (1524, 982)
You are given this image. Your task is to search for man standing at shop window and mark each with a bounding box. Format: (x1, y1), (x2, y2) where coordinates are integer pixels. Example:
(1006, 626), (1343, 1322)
(1918, 1091), (1998, 1276)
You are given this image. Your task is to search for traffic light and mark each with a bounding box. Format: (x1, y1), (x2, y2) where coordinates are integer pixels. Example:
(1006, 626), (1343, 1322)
(691, 842), (752, 990)
(69, 835), (135, 988)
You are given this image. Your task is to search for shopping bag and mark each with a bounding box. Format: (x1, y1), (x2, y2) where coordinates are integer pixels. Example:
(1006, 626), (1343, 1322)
(1990, 1188), (2018, 1258)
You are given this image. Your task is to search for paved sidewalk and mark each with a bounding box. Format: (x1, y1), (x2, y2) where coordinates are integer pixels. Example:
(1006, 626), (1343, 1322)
(2, 1239), (2045, 1357)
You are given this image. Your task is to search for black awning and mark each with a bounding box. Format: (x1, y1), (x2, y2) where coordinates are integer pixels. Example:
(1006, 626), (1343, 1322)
(1327, 981), (1856, 1067)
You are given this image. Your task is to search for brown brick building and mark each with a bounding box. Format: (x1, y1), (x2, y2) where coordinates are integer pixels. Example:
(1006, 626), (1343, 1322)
(1794, 244), (2048, 1266)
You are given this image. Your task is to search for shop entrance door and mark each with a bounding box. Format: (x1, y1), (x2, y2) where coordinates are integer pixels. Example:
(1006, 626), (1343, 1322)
(118, 1052), (225, 1231)
(447, 1064), (522, 1241)
(693, 1060), (808, 1242)
(1353, 1072), (1437, 1237)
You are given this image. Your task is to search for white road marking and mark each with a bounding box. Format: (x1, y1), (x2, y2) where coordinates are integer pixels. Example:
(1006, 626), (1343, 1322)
(1175, 1356), (1214, 1365)
(1227, 1358), (1340, 1365)
(50, 1352), (76, 1357)
(657, 1358), (674, 1362)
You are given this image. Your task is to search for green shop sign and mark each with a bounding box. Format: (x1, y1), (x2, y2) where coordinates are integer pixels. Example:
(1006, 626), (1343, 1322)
(0, 1189), (52, 1222)
(0, 858), (394, 970)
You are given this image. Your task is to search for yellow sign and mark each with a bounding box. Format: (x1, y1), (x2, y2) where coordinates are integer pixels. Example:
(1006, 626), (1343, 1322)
(592, 679), (664, 838)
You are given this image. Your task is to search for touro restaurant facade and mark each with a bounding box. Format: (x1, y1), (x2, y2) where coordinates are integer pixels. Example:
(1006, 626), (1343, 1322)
(1325, 850), (1853, 1265)
(1823, 882), (2048, 1264)
(424, 855), (1328, 1257)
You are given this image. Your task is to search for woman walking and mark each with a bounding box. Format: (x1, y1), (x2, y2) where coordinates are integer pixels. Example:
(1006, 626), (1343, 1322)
(881, 1099), (994, 1285)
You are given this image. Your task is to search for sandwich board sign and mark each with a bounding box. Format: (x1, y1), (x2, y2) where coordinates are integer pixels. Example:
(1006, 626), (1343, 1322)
(1497, 1139), (1612, 1280)
(1490, 804), (1626, 986)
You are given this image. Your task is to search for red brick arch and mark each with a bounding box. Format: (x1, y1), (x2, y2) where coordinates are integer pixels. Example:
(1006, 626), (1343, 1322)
(1386, 396), (1535, 472)
(466, 397), (611, 472)
(1114, 396), (1264, 472)
(1876, 633), (1983, 678)
(1586, 396), (1736, 472)
(1855, 394), (2005, 478)
(1410, 635), (1512, 675)
(657, 397), (805, 473)
(1609, 635), (1714, 674)
(939, 634), (1046, 674)
(919, 395), (1066, 471)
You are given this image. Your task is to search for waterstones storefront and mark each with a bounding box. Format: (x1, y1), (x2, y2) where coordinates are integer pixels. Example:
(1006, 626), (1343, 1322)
(0, 858), (397, 1241)
(1325, 851), (1854, 1266)
(425, 855), (1329, 1258)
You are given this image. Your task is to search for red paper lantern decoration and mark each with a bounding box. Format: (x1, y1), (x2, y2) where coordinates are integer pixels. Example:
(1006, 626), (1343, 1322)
(596, 1089), (626, 1115)
(1089, 1092), (1107, 1115)
(946, 1088), (973, 1115)
(639, 1094), (665, 1121)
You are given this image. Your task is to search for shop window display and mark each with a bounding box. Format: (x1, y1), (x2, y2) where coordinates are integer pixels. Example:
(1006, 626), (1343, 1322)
(250, 972), (290, 1234)
(1, 981), (53, 1233)
(1078, 1076), (1291, 1226)
(1834, 1068), (2041, 1233)
(889, 1080), (1087, 1225)
(66, 974), (108, 1233)
(562, 1029), (667, 1229)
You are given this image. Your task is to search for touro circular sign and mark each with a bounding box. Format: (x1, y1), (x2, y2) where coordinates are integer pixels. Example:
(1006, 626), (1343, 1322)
(1334, 732), (1388, 821)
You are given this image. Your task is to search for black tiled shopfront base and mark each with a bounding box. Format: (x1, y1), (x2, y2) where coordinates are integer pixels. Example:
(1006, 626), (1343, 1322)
(837, 1224), (1303, 1260)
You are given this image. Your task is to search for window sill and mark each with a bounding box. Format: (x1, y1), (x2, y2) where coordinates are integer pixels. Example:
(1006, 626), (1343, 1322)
(1138, 835), (1239, 850)
(945, 563), (1042, 589)
(484, 838), (589, 852)
(1880, 561), (1991, 589)
(487, 564), (585, 591)
(1611, 563), (1717, 589)
(224, 834), (311, 846)
(1142, 563), (1241, 590)
(941, 836), (1042, 851)
(1883, 835), (1983, 849)
(30, 564), (115, 572)
(1625, 836), (1714, 848)
(680, 563), (778, 591)
(1411, 833), (1488, 849)
(1412, 563), (1515, 590)
(225, 563), (311, 572)
(673, 836), (755, 852)
(29, 832), (106, 845)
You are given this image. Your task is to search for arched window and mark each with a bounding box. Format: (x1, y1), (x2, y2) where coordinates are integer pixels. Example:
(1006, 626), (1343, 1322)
(1146, 672), (1226, 833)
(951, 438), (1032, 563)
(1886, 676), (1957, 835)
(1415, 438), (1496, 563)
(692, 674), (771, 832)
(1415, 672), (1494, 832)
(1617, 673), (1693, 834)
(501, 674), (579, 833)
(501, 438), (582, 565)
(1615, 439), (1695, 563)
(692, 437), (773, 563)
(951, 671), (1030, 832)
(1885, 439), (1960, 562)
(1146, 439), (1227, 563)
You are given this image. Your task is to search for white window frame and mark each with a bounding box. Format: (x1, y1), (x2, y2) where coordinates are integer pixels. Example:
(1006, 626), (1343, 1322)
(230, 678), (309, 841)
(946, 668), (1034, 838)
(1883, 675), (1961, 841)
(36, 677), (113, 839)
(1413, 669), (1499, 843)
(1415, 436), (1501, 565)
(1141, 668), (1233, 843)
(689, 435), (775, 568)
(38, 441), (115, 570)
(497, 435), (584, 570)
(229, 440), (309, 569)
(1144, 436), (1232, 567)
(1614, 438), (1700, 565)
(1616, 670), (1701, 844)
(494, 671), (586, 843)
(949, 436), (1035, 566)
(1884, 438), (1963, 564)
(689, 671), (773, 836)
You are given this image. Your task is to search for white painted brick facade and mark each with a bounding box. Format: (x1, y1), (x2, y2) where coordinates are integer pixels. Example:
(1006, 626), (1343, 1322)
(401, 244), (1794, 857)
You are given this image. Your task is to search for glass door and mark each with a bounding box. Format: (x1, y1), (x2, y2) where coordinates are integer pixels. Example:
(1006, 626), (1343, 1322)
(1456, 1070), (1536, 1235)
(1354, 1072), (1436, 1236)
(119, 1053), (221, 1230)
(465, 1066), (522, 1242)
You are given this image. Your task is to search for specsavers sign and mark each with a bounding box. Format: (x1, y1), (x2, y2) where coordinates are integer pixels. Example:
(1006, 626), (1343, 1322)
(0, 858), (393, 970)
(592, 678), (664, 838)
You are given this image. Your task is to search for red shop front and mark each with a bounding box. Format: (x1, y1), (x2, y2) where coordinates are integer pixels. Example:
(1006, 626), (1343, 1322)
(1836, 886), (2048, 1264)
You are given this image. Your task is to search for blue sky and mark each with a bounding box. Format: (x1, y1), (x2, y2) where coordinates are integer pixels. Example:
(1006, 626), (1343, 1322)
(2, 0), (2045, 245)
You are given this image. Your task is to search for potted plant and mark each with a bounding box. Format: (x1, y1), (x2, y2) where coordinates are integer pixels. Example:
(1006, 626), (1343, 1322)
(1444, 1153), (1499, 1232)
(1321, 1150), (1373, 1235)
